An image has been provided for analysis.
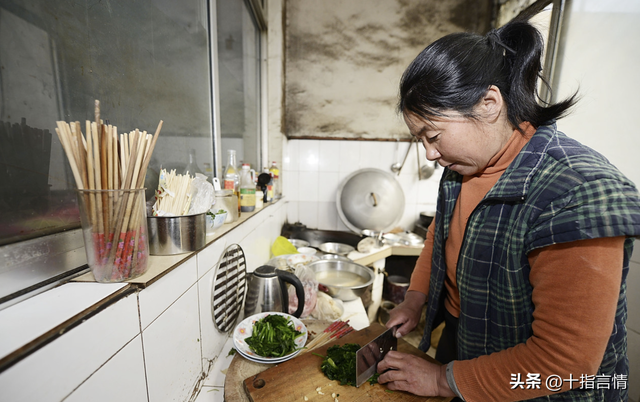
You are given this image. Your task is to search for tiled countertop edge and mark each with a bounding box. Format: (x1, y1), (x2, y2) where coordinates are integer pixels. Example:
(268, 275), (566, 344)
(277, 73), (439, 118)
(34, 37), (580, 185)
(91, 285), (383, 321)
(0, 201), (282, 374)
(0, 283), (134, 373)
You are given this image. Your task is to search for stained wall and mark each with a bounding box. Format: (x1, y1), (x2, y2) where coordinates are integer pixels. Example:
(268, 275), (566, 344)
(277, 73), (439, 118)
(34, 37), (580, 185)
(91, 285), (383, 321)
(283, 0), (493, 140)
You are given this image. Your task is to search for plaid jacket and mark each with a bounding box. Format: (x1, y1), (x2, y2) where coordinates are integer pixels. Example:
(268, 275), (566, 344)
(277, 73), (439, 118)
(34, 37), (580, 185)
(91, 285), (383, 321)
(418, 122), (640, 401)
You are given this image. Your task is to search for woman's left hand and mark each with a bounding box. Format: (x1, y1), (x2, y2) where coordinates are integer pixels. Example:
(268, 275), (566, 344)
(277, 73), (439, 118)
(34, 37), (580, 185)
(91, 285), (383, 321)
(376, 351), (455, 397)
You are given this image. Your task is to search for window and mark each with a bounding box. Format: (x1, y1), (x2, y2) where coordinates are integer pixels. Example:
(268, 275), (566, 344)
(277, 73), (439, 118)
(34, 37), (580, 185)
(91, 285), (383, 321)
(0, 0), (265, 304)
(215, 0), (264, 172)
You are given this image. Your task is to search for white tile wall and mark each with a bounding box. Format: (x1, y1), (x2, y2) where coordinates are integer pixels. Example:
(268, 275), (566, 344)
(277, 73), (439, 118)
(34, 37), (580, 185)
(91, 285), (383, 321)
(196, 237), (228, 279)
(64, 335), (147, 402)
(143, 284), (202, 402)
(317, 201), (340, 230)
(283, 139), (440, 231)
(0, 292), (140, 401)
(138, 255), (199, 330)
(0, 282), (128, 360)
(197, 259), (232, 365)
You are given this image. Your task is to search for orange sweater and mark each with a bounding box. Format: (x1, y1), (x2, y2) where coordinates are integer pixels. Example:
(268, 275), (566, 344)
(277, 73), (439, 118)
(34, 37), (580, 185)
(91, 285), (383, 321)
(408, 126), (624, 401)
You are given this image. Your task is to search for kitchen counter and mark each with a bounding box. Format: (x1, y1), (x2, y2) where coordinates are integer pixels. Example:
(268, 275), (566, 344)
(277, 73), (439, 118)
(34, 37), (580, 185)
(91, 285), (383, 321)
(348, 243), (423, 267)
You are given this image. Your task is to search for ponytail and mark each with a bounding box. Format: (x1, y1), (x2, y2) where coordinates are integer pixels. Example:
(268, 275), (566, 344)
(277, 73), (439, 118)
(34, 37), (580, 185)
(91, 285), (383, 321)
(398, 18), (577, 130)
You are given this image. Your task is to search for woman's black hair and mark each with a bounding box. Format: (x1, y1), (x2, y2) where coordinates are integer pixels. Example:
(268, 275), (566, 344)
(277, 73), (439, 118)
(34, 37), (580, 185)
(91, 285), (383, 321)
(398, 18), (577, 129)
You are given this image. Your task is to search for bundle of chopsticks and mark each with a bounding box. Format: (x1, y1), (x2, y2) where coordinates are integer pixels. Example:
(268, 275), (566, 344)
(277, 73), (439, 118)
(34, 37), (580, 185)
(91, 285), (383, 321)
(301, 320), (353, 354)
(152, 169), (195, 216)
(54, 100), (163, 280)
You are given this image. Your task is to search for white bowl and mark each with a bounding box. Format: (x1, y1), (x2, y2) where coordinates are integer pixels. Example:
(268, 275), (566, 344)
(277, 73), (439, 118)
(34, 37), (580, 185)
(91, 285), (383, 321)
(297, 247), (317, 255)
(286, 253), (319, 269)
(206, 212), (227, 235)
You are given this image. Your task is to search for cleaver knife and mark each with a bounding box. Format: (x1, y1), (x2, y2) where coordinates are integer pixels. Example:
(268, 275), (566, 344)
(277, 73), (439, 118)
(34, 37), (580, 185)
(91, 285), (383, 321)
(355, 326), (398, 387)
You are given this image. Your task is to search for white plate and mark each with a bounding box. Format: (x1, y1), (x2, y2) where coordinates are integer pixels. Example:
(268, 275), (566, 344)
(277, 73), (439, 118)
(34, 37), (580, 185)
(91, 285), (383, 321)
(233, 312), (308, 363)
(286, 254), (319, 269)
(234, 347), (298, 364)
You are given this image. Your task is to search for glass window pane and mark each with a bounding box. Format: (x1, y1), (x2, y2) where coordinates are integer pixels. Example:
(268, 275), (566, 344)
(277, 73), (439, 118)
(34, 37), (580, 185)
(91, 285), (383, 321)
(0, 0), (213, 246)
(216, 0), (261, 172)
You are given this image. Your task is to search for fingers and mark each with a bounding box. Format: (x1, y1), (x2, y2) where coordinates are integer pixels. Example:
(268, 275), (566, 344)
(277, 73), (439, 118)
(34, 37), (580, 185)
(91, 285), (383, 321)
(386, 304), (422, 337)
(376, 350), (403, 373)
(376, 354), (442, 397)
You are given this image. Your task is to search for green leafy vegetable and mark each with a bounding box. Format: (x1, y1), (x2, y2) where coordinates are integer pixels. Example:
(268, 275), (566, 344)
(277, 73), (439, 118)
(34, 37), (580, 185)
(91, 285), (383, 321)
(206, 209), (228, 218)
(244, 314), (304, 358)
(227, 348), (237, 356)
(320, 343), (360, 386)
(319, 344), (381, 386)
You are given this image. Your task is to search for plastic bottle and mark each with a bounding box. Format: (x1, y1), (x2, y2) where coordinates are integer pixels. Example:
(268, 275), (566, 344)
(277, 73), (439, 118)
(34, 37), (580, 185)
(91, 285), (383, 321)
(223, 150), (239, 191)
(239, 163), (256, 212)
(184, 149), (204, 177)
(269, 161), (281, 199)
(223, 150), (241, 215)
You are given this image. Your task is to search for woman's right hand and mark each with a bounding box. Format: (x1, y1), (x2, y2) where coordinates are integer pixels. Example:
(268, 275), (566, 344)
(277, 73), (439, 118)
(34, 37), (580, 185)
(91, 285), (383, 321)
(385, 290), (427, 338)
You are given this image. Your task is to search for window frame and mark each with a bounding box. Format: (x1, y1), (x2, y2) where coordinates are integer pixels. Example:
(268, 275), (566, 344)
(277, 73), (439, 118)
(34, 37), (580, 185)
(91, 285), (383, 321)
(211, 0), (267, 179)
(0, 0), (268, 308)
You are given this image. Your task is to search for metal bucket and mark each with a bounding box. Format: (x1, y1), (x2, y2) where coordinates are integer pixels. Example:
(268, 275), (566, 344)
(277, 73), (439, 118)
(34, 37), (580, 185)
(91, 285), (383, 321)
(147, 213), (206, 255)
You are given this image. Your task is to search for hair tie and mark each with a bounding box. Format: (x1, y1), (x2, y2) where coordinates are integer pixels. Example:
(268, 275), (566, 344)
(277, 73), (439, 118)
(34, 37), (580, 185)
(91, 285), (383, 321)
(487, 30), (516, 55)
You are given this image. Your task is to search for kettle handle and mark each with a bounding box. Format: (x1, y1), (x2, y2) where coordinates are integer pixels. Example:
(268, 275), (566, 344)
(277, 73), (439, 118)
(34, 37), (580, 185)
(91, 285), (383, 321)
(276, 269), (306, 318)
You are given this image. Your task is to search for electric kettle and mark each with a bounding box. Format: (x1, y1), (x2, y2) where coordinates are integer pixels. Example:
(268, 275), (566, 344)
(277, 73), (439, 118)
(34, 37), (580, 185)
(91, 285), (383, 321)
(244, 265), (306, 318)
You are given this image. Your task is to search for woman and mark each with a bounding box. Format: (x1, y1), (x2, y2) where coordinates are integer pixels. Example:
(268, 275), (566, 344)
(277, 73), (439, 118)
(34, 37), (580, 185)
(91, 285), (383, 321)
(377, 17), (640, 401)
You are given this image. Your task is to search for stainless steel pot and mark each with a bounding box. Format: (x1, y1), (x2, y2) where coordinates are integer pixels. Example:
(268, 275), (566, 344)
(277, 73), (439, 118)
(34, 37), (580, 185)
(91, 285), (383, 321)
(383, 275), (410, 304)
(308, 260), (374, 301)
(318, 242), (355, 256)
(147, 213), (206, 255)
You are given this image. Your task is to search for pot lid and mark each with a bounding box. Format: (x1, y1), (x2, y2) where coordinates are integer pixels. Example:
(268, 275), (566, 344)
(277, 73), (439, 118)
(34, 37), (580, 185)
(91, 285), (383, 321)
(336, 168), (405, 233)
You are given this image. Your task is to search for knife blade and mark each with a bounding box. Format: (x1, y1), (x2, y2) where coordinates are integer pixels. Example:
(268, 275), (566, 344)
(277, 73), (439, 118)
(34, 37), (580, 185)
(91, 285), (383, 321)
(355, 326), (397, 387)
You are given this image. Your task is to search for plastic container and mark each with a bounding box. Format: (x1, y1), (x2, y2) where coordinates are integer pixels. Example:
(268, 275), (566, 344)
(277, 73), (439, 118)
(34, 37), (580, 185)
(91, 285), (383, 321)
(271, 236), (298, 256)
(239, 163), (256, 212)
(77, 188), (149, 282)
(269, 161), (281, 199)
(215, 189), (239, 223)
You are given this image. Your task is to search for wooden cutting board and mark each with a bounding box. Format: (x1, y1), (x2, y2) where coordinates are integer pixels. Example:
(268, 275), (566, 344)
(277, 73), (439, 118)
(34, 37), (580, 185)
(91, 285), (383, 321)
(242, 323), (451, 402)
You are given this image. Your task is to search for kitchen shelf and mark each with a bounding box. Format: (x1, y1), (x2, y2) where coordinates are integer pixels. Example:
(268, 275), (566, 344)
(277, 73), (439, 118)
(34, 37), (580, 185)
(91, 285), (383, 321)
(72, 201), (282, 288)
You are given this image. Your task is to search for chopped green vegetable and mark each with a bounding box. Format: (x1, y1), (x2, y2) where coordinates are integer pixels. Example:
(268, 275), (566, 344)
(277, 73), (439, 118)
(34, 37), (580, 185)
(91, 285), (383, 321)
(206, 209), (228, 218)
(227, 348), (237, 356)
(244, 314), (304, 358)
(320, 344), (382, 386)
(320, 343), (361, 386)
